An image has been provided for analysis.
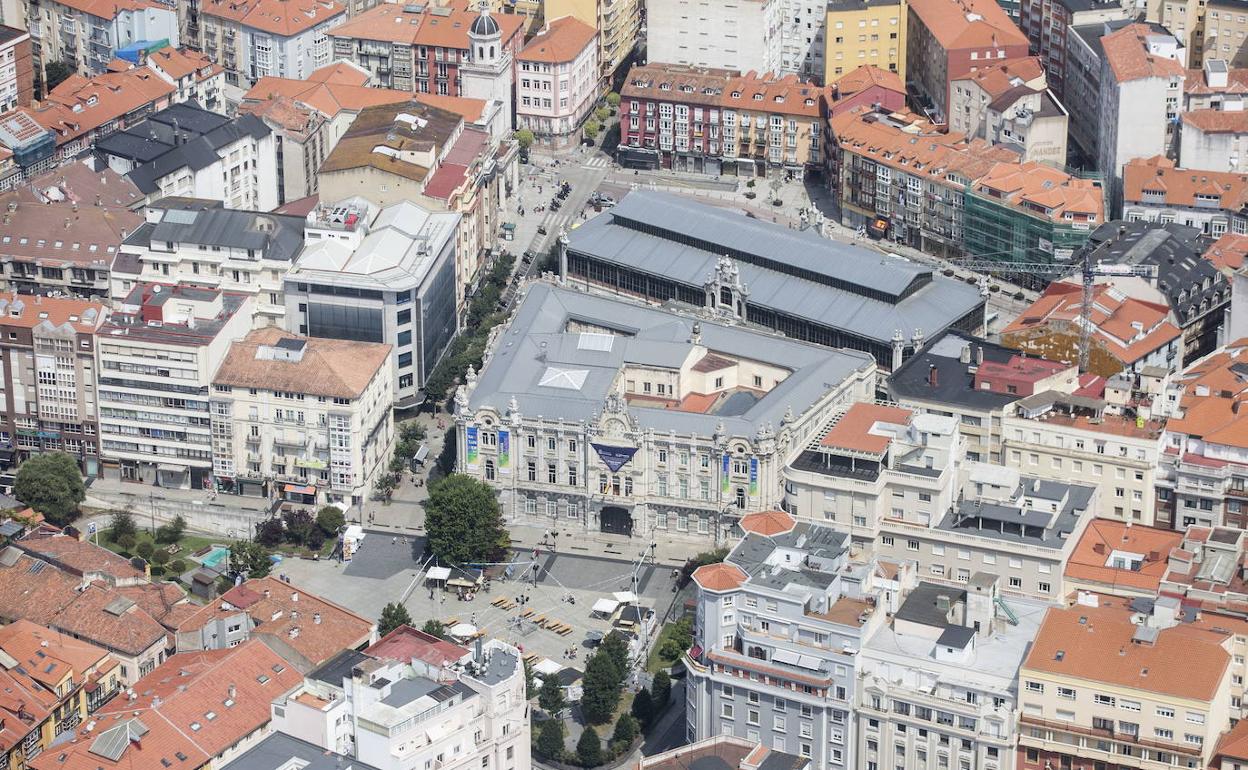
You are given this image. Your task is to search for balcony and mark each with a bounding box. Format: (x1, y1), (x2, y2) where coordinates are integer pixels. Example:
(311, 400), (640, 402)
(1019, 715), (1201, 761)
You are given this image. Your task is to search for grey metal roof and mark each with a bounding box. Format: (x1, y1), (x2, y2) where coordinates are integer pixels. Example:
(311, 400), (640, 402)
(468, 283), (875, 435)
(887, 329), (1019, 410)
(89, 718), (149, 761)
(938, 478), (1095, 548)
(220, 732), (382, 770)
(566, 191), (983, 345)
(307, 648), (370, 687)
(141, 207), (306, 263)
(894, 582), (967, 629)
(380, 676), (444, 706)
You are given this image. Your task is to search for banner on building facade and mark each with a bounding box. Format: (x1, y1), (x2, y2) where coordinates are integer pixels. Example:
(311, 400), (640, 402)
(466, 426), (479, 470)
(722, 454), (731, 494)
(749, 457), (758, 496)
(498, 429), (510, 474)
(592, 443), (637, 472)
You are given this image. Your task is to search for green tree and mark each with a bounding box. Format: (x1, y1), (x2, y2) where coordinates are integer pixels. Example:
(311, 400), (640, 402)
(535, 719), (565, 760)
(116, 533), (137, 554)
(576, 726), (603, 767)
(599, 633), (629, 683)
(538, 673), (565, 715)
(109, 511), (137, 542)
(606, 92), (621, 108)
(43, 61), (73, 93)
(611, 714), (638, 748)
(584, 119), (601, 138)
(514, 128), (536, 150)
(169, 559), (187, 574)
(594, 106), (610, 123)
(229, 540), (272, 578)
(379, 602), (412, 637)
(151, 549), (171, 569)
(524, 658), (537, 699)
(652, 669), (672, 709)
(282, 509), (316, 545)
(421, 618), (447, 639)
(630, 687), (654, 727)
(424, 474), (508, 563)
(15, 452), (84, 526)
(155, 514), (186, 544)
(316, 506), (345, 536)
(580, 651), (622, 725)
(135, 541), (155, 561)
(658, 616), (694, 661)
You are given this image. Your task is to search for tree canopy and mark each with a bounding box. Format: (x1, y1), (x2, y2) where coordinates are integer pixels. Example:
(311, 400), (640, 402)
(580, 649), (623, 724)
(538, 674), (565, 715)
(379, 602), (413, 637)
(575, 726), (602, 767)
(424, 474), (507, 563)
(15, 452), (84, 526)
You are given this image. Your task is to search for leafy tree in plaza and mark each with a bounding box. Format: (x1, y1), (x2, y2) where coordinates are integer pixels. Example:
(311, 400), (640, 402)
(584, 119), (601, 138)
(658, 616), (694, 662)
(378, 602), (412, 637)
(230, 540), (273, 578)
(255, 516), (285, 548)
(538, 673), (565, 715)
(316, 506), (345, 536)
(424, 474), (507, 564)
(282, 509), (317, 545)
(535, 719), (565, 760)
(116, 533), (137, 554)
(580, 650), (622, 725)
(606, 92), (621, 108)
(594, 106), (610, 123)
(155, 514), (186, 544)
(514, 128), (535, 151)
(524, 658), (536, 699)
(151, 548), (171, 568)
(630, 688), (654, 728)
(611, 714), (638, 749)
(421, 618), (447, 639)
(109, 511), (137, 542)
(15, 452), (84, 526)
(169, 559), (187, 574)
(652, 669), (672, 709)
(598, 633), (629, 684)
(576, 726), (603, 767)
(135, 541), (155, 561)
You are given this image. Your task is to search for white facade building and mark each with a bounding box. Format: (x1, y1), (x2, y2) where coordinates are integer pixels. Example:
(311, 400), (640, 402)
(35, 0), (179, 76)
(646, 0), (781, 75)
(197, 0), (345, 88)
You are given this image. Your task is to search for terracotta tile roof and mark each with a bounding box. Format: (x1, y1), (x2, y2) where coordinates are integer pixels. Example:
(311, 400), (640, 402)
(621, 63), (735, 106)
(16, 527), (144, 582)
(906, 0), (1027, 49)
(519, 15), (596, 63)
(0, 666), (51, 753)
(146, 48), (223, 82)
(819, 402), (913, 454)
(1166, 338), (1248, 447)
(738, 510), (796, 537)
(1, 164), (144, 211)
(1184, 66), (1248, 95)
(31, 711), (209, 770)
(1064, 519), (1184, 592)
(200, 0), (346, 37)
(366, 625), (468, 667)
(1002, 281), (1181, 367)
(691, 563), (749, 592)
(307, 61), (370, 85)
(319, 99), (462, 183)
(952, 55), (1046, 98)
(112, 582), (193, 628)
(1022, 595), (1230, 701)
(831, 65), (905, 101)
(331, 2), (522, 49)
(174, 577), (374, 670)
(1205, 232), (1248, 273)
(974, 161), (1105, 221)
(213, 327), (390, 399)
(721, 71), (824, 118)
(1182, 108), (1248, 134)
(1101, 23), (1186, 83)
(0, 294), (107, 331)
(239, 95), (320, 136)
(0, 201), (139, 268)
(47, 0), (167, 20)
(22, 66), (174, 147)
(1123, 155), (1248, 211)
(242, 64), (411, 122)
(0, 620), (115, 693)
(412, 93), (486, 123)
(1213, 712), (1248, 762)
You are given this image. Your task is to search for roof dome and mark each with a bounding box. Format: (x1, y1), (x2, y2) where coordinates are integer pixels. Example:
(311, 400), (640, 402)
(471, 8), (499, 37)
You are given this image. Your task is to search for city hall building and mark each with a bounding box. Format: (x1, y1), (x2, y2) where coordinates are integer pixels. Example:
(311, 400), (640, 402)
(453, 281), (878, 542)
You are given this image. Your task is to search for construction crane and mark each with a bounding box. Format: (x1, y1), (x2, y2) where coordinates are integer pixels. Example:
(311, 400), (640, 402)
(952, 247), (1158, 373)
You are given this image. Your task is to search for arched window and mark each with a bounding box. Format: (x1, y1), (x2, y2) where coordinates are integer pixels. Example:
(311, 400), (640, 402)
(489, 45), (495, 58)
(736, 487), (746, 509)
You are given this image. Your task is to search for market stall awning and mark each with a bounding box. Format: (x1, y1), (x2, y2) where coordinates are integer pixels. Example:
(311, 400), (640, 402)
(283, 483), (316, 495)
(534, 658), (562, 676)
(427, 566), (451, 581)
(449, 623), (478, 639)
(612, 591), (638, 604)
(591, 598), (619, 616)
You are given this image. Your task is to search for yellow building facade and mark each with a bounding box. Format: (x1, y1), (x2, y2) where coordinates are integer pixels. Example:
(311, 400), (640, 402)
(543, 0), (640, 84)
(824, 0), (907, 83)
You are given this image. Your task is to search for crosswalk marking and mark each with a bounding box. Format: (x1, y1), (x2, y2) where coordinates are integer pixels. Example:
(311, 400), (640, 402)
(581, 156), (610, 169)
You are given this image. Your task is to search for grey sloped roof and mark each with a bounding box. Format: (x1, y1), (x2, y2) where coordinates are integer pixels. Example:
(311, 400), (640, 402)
(468, 283), (874, 434)
(144, 208), (306, 262)
(567, 191), (982, 345)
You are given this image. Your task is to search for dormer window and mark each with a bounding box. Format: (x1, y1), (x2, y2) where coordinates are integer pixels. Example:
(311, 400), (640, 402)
(753, 93), (763, 101)
(774, 95), (783, 102)
(731, 90), (741, 98)
(659, 82), (671, 90)
(804, 98), (814, 106)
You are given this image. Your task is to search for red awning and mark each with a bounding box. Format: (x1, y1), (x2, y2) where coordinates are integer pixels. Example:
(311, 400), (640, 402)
(283, 484), (316, 496)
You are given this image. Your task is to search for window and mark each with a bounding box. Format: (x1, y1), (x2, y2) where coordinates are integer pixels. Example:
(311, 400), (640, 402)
(1057, 687), (1076, 700)
(1025, 681), (1044, 693)
(1094, 694), (1116, 707)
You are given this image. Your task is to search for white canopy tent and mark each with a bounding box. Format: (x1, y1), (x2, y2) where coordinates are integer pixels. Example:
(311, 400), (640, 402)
(426, 566), (451, 581)
(612, 591), (638, 604)
(591, 598), (620, 617)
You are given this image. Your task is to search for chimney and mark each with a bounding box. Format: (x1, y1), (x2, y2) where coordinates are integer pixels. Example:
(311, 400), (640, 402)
(975, 346), (984, 365)
(290, 592), (298, 602)
(959, 344), (971, 364)
(313, 612), (321, 624)
(228, 684), (236, 700)
(928, 364), (939, 387)
(263, 589), (271, 599)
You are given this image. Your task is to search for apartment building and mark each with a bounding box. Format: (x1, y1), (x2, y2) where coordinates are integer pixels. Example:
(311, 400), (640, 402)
(617, 63), (733, 172)
(720, 72), (824, 175)
(1122, 155), (1248, 236)
(95, 103), (278, 210)
(823, 0), (905, 82)
(515, 16), (598, 145)
(197, 0), (345, 88)
(827, 64), (905, 116)
(1063, 518), (1184, 598)
(948, 56), (1069, 166)
(33, 0), (178, 78)
(114, 200), (306, 328)
(1180, 102), (1248, 171)
(647, 0), (780, 74)
(642, 737), (808, 770)
(456, 280), (878, 541)
(221, 734), (378, 770)
(545, 0), (639, 83)
(271, 637), (530, 770)
(284, 198), (458, 406)
(685, 511), (890, 770)
(1202, 0), (1248, 66)
(0, 196), (140, 298)
(1018, 0), (1132, 99)
(0, 294), (106, 476)
(905, 0), (1028, 121)
(0, 26), (32, 113)
(858, 582), (1047, 770)
(208, 329), (393, 509)
(145, 47), (224, 112)
(1016, 596), (1233, 770)
(97, 283), (253, 489)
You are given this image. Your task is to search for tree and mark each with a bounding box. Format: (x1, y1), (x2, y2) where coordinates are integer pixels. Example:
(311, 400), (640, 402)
(169, 559), (187, 574)
(230, 540), (272, 578)
(580, 651), (622, 725)
(378, 602), (412, 637)
(421, 618), (447, 639)
(658, 616), (694, 662)
(316, 506), (345, 536)
(43, 61), (73, 93)
(575, 726), (603, 767)
(535, 719), (564, 760)
(611, 714), (638, 748)
(135, 541), (155, 561)
(116, 533), (137, 554)
(15, 452), (84, 526)
(652, 669), (672, 710)
(151, 548), (171, 567)
(108, 511), (137, 542)
(584, 119), (601, 138)
(538, 673), (565, 715)
(255, 517), (285, 548)
(606, 92), (621, 108)
(598, 633), (629, 684)
(282, 509), (316, 546)
(514, 128), (535, 151)
(630, 687), (654, 727)
(424, 474), (507, 563)
(155, 514), (186, 544)
(524, 658), (536, 699)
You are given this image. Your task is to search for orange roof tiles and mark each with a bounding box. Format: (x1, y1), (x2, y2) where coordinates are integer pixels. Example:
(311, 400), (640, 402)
(1022, 595), (1230, 701)
(1185, 66), (1248, 95)
(366, 625), (468, 668)
(146, 47), (222, 81)
(1123, 155), (1248, 211)
(819, 402), (912, 454)
(49, 0), (167, 20)
(0, 620), (115, 691)
(1182, 108), (1248, 134)
(907, 0), (1027, 50)
(331, 2), (522, 49)
(1213, 713), (1248, 762)
(243, 62), (412, 122)
(1101, 23), (1186, 83)
(1064, 519), (1183, 593)
(0, 665), (52, 753)
(952, 55), (1046, 98)
(31, 711), (209, 770)
(722, 71), (824, 118)
(411, 93), (486, 122)
(738, 510), (796, 537)
(519, 15), (596, 63)
(214, 328), (390, 399)
(832, 65), (905, 101)
(974, 161), (1105, 221)
(1166, 338), (1248, 448)
(1204, 232), (1248, 273)
(17, 527), (144, 582)
(200, 0), (345, 37)
(621, 63), (735, 106)
(25, 66), (174, 147)
(691, 562), (748, 592)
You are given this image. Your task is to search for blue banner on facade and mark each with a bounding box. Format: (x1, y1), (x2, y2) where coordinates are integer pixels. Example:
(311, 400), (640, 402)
(466, 426), (479, 470)
(592, 443), (638, 472)
(749, 457), (758, 496)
